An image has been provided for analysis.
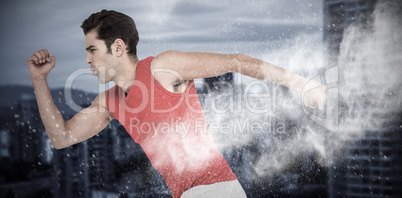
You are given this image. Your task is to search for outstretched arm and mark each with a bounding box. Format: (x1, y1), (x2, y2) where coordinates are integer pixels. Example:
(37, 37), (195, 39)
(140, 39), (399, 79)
(28, 49), (113, 149)
(152, 50), (326, 109)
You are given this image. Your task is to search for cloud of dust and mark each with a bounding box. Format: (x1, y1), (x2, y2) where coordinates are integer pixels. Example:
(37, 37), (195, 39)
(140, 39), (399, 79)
(199, 0), (402, 179)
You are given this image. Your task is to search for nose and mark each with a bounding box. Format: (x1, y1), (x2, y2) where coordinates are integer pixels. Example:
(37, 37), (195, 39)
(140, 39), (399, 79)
(86, 52), (92, 64)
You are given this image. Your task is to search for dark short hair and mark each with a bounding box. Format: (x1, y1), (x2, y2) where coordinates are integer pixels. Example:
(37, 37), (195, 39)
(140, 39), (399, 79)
(81, 9), (139, 58)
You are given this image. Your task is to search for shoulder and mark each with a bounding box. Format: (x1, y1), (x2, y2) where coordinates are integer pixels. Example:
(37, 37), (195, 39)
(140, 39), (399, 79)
(150, 50), (181, 69)
(150, 51), (190, 93)
(150, 50), (183, 80)
(150, 50), (186, 78)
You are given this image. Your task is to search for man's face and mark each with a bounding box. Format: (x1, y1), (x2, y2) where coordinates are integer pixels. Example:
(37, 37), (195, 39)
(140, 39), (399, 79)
(85, 31), (117, 84)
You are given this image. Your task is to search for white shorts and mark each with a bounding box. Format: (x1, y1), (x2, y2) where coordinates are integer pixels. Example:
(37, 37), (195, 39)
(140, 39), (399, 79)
(181, 179), (247, 198)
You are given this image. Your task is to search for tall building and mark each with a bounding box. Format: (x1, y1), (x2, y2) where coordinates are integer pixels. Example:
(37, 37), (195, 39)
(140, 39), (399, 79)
(324, 0), (402, 197)
(323, 0), (377, 66)
(53, 142), (88, 198)
(52, 103), (118, 198)
(0, 94), (54, 197)
(0, 129), (11, 160)
(87, 127), (112, 189)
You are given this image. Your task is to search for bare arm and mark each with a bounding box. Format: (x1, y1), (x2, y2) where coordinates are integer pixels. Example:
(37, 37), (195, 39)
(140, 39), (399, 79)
(28, 49), (112, 149)
(152, 50), (326, 109)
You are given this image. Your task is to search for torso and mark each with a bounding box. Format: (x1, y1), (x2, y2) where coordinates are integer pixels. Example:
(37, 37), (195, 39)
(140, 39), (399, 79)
(106, 57), (237, 198)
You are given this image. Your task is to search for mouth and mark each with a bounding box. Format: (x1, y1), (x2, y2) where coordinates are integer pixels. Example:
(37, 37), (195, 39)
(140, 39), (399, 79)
(90, 67), (97, 76)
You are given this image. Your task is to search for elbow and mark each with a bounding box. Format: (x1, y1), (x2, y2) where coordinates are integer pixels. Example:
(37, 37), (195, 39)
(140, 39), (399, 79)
(53, 145), (64, 150)
(47, 132), (68, 150)
(50, 138), (66, 150)
(45, 122), (72, 150)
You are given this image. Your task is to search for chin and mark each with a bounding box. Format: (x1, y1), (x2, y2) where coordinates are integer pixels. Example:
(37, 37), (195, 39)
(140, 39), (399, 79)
(95, 75), (111, 84)
(97, 78), (111, 84)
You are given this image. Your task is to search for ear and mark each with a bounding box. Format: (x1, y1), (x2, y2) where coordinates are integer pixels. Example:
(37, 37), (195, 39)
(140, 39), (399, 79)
(113, 39), (126, 57)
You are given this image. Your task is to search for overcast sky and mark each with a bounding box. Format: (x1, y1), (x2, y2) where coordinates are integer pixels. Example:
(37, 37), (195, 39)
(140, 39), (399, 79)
(0, 0), (323, 93)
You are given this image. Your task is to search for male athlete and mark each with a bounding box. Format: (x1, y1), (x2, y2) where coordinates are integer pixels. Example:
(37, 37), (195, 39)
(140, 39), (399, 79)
(27, 10), (326, 198)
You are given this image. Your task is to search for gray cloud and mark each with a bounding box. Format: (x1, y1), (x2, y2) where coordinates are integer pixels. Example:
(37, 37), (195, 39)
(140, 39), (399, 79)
(0, 0), (323, 92)
(171, 1), (224, 16)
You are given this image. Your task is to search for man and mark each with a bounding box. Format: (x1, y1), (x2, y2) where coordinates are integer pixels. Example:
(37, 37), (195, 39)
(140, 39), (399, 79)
(27, 10), (326, 198)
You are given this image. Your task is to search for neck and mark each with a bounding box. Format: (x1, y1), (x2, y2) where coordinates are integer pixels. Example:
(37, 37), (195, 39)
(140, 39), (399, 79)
(114, 57), (139, 94)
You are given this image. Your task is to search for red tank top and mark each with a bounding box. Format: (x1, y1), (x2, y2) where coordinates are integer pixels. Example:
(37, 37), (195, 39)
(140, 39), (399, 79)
(106, 57), (237, 197)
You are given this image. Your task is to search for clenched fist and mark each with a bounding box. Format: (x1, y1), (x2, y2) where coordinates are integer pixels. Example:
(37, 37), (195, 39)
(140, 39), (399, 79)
(27, 49), (56, 81)
(303, 85), (326, 110)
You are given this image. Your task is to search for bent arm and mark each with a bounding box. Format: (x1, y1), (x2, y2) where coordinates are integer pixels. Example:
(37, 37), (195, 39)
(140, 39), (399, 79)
(32, 79), (112, 149)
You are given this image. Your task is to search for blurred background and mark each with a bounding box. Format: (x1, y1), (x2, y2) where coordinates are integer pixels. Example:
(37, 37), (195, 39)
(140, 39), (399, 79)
(1, 0), (401, 197)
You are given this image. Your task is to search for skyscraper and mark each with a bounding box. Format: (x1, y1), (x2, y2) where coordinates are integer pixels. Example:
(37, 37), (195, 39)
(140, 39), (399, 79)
(324, 0), (377, 66)
(324, 0), (402, 197)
